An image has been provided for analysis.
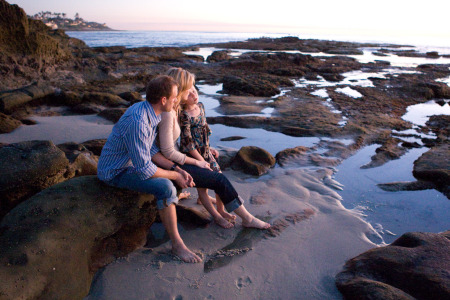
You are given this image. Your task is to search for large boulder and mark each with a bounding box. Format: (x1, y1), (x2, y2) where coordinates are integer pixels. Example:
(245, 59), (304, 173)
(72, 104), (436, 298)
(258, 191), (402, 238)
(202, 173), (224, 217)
(0, 176), (157, 300)
(276, 146), (310, 166)
(275, 146), (341, 168)
(222, 75), (281, 97)
(336, 231), (450, 300)
(207, 50), (231, 63)
(426, 115), (450, 138)
(81, 139), (107, 156)
(50, 90), (83, 107)
(118, 91), (144, 104)
(0, 90), (32, 113)
(231, 146), (275, 176)
(0, 112), (21, 133)
(0, 140), (69, 218)
(57, 142), (99, 177)
(98, 107), (127, 123)
(0, 84), (55, 113)
(82, 92), (129, 107)
(413, 143), (450, 198)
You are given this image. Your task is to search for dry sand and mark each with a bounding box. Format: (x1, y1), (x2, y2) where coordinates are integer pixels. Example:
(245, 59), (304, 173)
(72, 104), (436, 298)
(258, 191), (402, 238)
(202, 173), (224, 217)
(86, 168), (376, 300)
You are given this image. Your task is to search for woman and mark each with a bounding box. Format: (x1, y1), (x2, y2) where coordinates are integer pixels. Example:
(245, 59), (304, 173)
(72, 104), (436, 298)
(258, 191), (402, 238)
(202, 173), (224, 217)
(156, 67), (270, 230)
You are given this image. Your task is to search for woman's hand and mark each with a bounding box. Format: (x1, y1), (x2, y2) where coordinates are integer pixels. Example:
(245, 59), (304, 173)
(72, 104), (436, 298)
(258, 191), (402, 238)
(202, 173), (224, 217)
(196, 160), (212, 171)
(211, 148), (219, 158)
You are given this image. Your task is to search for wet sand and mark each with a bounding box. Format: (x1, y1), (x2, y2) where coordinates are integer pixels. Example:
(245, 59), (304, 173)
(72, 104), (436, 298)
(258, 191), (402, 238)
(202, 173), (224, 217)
(85, 168), (376, 299)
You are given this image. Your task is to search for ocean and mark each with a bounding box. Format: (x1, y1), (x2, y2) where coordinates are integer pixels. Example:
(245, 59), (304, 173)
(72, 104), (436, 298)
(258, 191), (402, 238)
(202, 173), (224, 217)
(66, 30), (450, 52)
(66, 31), (288, 48)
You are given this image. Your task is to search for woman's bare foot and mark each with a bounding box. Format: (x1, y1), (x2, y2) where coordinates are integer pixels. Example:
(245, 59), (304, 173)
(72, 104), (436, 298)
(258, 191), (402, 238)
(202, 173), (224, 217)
(219, 210), (237, 223)
(214, 216), (234, 229)
(178, 191), (191, 200)
(197, 196), (216, 205)
(242, 217), (271, 229)
(172, 243), (202, 263)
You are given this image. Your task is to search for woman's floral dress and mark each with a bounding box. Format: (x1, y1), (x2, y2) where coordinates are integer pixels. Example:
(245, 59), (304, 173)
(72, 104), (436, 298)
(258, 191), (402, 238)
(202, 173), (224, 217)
(179, 103), (220, 172)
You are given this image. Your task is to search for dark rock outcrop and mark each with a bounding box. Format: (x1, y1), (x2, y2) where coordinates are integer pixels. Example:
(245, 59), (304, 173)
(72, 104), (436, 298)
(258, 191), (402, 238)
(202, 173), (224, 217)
(0, 141), (69, 218)
(207, 50), (231, 63)
(0, 112), (21, 133)
(336, 231), (450, 300)
(71, 103), (103, 114)
(118, 91), (144, 104)
(81, 139), (107, 156)
(216, 147), (238, 170)
(413, 144), (450, 198)
(362, 138), (407, 169)
(0, 83), (55, 113)
(222, 75), (282, 97)
(0, 140), (102, 219)
(57, 142), (98, 178)
(276, 146), (310, 166)
(0, 0), (75, 64)
(0, 176), (157, 300)
(231, 146), (275, 176)
(426, 115), (450, 137)
(98, 107), (127, 123)
(51, 90), (83, 107)
(82, 92), (129, 107)
(276, 146), (341, 168)
(0, 0), (86, 91)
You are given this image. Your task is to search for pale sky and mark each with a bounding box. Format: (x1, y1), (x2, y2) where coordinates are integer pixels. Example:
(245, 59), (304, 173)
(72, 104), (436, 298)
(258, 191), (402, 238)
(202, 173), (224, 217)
(7, 0), (450, 40)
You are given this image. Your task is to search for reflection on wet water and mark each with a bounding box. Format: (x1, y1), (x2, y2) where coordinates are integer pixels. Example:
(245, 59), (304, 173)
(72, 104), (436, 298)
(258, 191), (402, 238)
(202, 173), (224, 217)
(0, 114), (114, 144)
(402, 100), (450, 126)
(335, 145), (449, 244)
(185, 47), (450, 68)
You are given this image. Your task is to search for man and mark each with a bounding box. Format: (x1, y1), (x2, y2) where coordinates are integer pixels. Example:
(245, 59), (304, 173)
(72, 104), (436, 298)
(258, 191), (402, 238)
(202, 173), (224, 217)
(98, 75), (201, 263)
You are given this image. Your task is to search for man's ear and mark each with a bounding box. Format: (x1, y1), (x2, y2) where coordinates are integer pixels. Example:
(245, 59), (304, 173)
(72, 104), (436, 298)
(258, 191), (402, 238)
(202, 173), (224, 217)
(161, 96), (167, 105)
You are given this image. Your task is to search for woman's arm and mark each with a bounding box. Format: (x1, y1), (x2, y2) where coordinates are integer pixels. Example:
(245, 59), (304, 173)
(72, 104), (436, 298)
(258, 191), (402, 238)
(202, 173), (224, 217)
(189, 149), (205, 161)
(158, 111), (186, 165)
(160, 112), (209, 169)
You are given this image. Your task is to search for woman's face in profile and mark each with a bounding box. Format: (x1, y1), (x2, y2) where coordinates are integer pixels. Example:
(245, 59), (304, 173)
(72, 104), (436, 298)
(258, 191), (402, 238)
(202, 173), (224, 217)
(179, 83), (194, 102)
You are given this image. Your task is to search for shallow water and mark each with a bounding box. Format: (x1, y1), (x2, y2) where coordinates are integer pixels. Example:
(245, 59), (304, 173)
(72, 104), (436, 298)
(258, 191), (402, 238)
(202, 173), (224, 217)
(185, 46), (450, 68)
(334, 145), (450, 244)
(402, 100), (450, 126)
(0, 114), (114, 145)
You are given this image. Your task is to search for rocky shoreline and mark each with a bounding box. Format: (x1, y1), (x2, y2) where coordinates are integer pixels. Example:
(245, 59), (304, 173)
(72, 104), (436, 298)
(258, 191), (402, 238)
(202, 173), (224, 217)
(0, 1), (449, 299)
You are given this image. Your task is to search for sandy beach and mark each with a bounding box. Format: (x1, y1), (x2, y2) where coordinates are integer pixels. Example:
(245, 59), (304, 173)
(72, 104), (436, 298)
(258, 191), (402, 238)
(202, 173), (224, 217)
(86, 168), (376, 299)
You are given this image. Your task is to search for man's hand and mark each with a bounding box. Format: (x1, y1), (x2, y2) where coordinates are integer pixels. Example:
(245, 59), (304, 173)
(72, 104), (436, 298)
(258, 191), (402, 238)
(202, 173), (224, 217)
(175, 167), (195, 188)
(211, 148), (219, 158)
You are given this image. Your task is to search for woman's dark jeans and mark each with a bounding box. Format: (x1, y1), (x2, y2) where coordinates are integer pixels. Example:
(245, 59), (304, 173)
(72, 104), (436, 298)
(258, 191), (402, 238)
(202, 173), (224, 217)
(180, 164), (243, 212)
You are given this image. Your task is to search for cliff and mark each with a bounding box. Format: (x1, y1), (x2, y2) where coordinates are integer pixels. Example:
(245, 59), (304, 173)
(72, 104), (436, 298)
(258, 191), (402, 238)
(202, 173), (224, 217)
(0, 0), (86, 73)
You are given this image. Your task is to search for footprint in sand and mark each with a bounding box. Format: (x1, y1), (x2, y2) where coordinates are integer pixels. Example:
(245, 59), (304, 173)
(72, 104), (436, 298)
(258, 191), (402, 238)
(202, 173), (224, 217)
(235, 276), (252, 289)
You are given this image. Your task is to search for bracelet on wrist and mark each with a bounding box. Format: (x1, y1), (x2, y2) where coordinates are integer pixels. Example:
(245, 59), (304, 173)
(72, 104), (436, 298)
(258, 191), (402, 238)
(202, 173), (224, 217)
(170, 163), (178, 171)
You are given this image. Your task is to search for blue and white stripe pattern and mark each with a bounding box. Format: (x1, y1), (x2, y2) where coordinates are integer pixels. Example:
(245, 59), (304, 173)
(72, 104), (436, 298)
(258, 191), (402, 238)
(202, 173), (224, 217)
(98, 101), (161, 182)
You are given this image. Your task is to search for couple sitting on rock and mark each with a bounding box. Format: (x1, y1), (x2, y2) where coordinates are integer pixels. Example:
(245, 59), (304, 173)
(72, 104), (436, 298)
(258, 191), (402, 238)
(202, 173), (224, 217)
(97, 68), (270, 263)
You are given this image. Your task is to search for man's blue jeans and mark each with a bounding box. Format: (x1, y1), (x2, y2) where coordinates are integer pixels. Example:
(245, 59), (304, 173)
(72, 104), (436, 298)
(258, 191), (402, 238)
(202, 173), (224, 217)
(106, 172), (178, 210)
(180, 164), (243, 212)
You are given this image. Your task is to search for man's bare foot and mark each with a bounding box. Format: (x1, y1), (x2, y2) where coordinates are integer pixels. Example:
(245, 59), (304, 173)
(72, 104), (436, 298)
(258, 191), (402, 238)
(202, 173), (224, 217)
(178, 191), (190, 200)
(219, 210), (237, 222)
(242, 217), (271, 229)
(172, 243), (202, 263)
(197, 196), (216, 205)
(214, 216), (234, 229)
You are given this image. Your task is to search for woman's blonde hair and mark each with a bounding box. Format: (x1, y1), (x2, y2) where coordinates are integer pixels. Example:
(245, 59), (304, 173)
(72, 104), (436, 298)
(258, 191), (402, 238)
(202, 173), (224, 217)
(166, 67), (195, 109)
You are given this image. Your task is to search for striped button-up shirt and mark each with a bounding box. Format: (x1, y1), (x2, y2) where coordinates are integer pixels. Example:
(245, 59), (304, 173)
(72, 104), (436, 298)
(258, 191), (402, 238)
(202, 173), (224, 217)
(97, 101), (161, 182)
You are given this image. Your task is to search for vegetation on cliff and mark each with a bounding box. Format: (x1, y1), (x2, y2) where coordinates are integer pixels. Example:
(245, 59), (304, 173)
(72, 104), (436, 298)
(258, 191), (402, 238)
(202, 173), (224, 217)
(30, 11), (114, 31)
